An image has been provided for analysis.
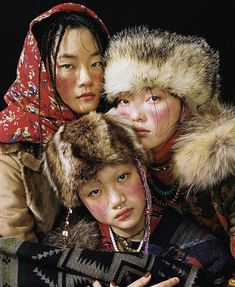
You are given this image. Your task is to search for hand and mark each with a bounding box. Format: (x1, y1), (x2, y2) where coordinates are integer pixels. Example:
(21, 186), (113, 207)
(91, 273), (179, 287)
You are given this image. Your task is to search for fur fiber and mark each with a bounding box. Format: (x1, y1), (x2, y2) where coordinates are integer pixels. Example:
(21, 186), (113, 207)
(44, 216), (100, 249)
(173, 100), (235, 190)
(44, 111), (150, 208)
(104, 26), (220, 112)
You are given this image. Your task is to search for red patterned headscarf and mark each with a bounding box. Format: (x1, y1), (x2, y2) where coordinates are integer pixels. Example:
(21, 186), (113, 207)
(0, 3), (109, 144)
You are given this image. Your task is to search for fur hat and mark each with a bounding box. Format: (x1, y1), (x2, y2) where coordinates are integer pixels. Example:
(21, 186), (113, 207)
(104, 26), (220, 112)
(44, 111), (150, 208)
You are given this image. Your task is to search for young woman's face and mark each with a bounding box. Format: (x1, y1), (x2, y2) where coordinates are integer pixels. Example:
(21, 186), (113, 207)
(55, 27), (104, 114)
(116, 88), (183, 151)
(79, 163), (146, 238)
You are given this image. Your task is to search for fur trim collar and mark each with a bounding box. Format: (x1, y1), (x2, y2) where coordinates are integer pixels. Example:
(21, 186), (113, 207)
(173, 100), (235, 190)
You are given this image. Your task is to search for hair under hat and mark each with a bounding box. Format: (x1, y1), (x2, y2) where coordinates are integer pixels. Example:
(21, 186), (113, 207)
(104, 26), (220, 112)
(44, 111), (150, 208)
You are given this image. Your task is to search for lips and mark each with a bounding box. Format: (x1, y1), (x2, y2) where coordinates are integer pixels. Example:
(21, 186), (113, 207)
(115, 208), (133, 220)
(133, 127), (150, 137)
(77, 92), (96, 100)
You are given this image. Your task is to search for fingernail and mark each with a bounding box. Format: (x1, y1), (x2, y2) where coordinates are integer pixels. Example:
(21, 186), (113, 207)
(144, 272), (151, 278)
(110, 281), (117, 287)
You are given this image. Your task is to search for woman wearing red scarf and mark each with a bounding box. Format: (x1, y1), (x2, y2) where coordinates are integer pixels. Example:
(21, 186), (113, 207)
(0, 2), (109, 242)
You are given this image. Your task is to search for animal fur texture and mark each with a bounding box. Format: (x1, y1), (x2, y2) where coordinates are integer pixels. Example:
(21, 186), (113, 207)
(173, 100), (235, 190)
(44, 111), (150, 208)
(104, 26), (220, 112)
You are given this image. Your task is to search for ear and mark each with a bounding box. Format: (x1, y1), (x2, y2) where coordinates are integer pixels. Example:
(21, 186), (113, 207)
(180, 102), (191, 121)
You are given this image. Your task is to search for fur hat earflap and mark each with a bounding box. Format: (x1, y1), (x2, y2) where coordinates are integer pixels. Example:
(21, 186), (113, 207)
(44, 111), (150, 208)
(104, 26), (220, 112)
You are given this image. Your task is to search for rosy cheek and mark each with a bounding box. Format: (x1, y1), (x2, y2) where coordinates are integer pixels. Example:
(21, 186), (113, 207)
(93, 73), (104, 84)
(85, 200), (107, 222)
(56, 76), (76, 95)
(148, 105), (170, 132)
(124, 180), (145, 201)
(117, 105), (129, 119)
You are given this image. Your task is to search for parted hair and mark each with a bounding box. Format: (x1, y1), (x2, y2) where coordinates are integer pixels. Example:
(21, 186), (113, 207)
(33, 10), (109, 110)
(104, 26), (220, 112)
(44, 111), (150, 208)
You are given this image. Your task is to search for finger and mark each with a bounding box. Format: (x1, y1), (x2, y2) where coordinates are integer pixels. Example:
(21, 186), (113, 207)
(91, 280), (103, 287)
(153, 277), (180, 287)
(127, 272), (152, 287)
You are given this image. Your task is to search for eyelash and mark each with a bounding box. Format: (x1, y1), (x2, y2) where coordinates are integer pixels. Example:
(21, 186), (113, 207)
(118, 172), (129, 181)
(146, 95), (160, 102)
(88, 189), (101, 197)
(60, 63), (73, 70)
(91, 61), (103, 68)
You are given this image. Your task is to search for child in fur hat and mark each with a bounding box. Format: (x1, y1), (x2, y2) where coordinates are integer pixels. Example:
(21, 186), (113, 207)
(104, 26), (235, 282)
(44, 111), (233, 286)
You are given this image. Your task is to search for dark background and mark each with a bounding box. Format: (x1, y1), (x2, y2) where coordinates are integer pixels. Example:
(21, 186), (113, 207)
(1, 1), (234, 110)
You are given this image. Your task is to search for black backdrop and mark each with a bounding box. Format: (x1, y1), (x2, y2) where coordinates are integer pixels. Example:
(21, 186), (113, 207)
(1, 1), (234, 110)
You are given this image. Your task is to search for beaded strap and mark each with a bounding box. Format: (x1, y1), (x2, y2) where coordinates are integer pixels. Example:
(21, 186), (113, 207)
(134, 157), (152, 253)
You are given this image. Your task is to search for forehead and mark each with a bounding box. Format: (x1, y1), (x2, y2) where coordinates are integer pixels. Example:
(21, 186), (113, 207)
(84, 162), (136, 185)
(58, 27), (99, 55)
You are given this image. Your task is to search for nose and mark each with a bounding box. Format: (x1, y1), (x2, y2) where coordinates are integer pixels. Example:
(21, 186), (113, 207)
(109, 190), (126, 209)
(129, 104), (145, 122)
(78, 66), (92, 86)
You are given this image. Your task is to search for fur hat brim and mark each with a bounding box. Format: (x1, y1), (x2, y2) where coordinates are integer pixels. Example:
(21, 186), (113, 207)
(104, 26), (220, 112)
(44, 112), (150, 208)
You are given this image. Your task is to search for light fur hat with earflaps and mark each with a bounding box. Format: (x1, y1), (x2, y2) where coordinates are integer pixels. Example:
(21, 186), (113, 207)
(44, 111), (150, 208)
(104, 26), (220, 112)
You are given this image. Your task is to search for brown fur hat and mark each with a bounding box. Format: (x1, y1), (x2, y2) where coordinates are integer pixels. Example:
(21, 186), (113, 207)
(44, 111), (150, 208)
(104, 26), (220, 112)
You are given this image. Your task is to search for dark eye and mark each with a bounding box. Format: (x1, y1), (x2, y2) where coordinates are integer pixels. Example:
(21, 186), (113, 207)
(146, 95), (160, 103)
(60, 63), (73, 70)
(88, 189), (101, 197)
(118, 173), (128, 182)
(118, 99), (129, 105)
(91, 61), (103, 68)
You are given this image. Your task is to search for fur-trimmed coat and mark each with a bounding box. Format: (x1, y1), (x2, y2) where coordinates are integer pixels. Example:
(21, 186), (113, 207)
(0, 142), (60, 241)
(166, 100), (235, 258)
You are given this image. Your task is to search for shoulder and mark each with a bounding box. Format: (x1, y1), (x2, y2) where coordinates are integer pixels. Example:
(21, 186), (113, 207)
(0, 142), (42, 171)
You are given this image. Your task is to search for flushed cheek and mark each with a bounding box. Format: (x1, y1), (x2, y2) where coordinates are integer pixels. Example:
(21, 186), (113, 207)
(56, 76), (76, 99)
(93, 73), (104, 85)
(86, 201), (108, 222)
(148, 106), (170, 133)
(124, 180), (145, 202)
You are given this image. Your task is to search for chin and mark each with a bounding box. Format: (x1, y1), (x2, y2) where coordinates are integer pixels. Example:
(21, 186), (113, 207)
(74, 102), (99, 114)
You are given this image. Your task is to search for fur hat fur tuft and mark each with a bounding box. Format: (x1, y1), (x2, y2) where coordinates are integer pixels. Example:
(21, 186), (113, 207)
(104, 26), (220, 112)
(44, 111), (150, 208)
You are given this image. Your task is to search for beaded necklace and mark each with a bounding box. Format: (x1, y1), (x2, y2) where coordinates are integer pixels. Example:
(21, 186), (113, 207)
(148, 178), (181, 207)
(148, 158), (172, 172)
(108, 226), (145, 252)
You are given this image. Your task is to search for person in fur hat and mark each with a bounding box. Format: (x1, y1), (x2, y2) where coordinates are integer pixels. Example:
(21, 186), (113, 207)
(104, 25), (235, 269)
(0, 2), (110, 242)
(44, 111), (233, 287)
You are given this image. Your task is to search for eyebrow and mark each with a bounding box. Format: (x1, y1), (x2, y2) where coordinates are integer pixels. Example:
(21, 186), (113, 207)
(57, 51), (101, 60)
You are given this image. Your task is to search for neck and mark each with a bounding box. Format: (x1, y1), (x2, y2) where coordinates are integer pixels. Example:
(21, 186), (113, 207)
(153, 130), (179, 163)
(111, 215), (145, 239)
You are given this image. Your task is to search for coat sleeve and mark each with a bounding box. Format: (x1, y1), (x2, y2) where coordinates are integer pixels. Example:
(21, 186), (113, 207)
(0, 153), (38, 242)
